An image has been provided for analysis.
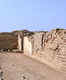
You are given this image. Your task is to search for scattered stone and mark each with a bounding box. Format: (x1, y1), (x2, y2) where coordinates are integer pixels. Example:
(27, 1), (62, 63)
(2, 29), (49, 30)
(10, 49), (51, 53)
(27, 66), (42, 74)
(0, 67), (4, 80)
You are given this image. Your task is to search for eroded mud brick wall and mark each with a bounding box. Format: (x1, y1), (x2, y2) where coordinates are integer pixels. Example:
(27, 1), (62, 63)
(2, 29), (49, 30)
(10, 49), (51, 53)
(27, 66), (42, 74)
(18, 32), (24, 51)
(24, 36), (33, 56)
(34, 29), (66, 72)
(24, 31), (47, 56)
(24, 31), (34, 56)
(23, 29), (66, 72)
(32, 32), (47, 53)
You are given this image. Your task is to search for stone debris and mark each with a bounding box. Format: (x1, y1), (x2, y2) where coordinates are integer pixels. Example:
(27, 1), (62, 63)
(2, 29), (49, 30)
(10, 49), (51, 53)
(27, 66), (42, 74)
(21, 73), (29, 80)
(0, 67), (4, 80)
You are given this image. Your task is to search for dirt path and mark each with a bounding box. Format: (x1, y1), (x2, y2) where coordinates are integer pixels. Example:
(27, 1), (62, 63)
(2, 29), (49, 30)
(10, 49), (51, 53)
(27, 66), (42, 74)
(0, 53), (66, 80)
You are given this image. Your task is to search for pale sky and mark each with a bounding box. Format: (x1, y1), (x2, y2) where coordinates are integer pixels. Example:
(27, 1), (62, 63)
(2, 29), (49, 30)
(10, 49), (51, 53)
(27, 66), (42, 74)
(0, 0), (66, 32)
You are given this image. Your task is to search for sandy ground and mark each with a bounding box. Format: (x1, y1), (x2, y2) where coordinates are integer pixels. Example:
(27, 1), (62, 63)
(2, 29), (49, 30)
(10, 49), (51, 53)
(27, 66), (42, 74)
(0, 53), (66, 80)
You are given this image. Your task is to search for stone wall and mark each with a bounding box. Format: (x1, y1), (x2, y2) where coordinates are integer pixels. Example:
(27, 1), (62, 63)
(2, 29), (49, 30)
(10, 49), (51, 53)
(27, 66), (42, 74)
(42, 29), (66, 71)
(23, 29), (66, 72)
(24, 36), (32, 56)
(33, 32), (46, 53)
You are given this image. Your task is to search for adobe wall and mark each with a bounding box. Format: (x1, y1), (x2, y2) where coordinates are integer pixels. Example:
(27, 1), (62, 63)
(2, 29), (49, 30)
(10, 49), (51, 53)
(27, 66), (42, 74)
(24, 31), (47, 55)
(24, 36), (32, 56)
(32, 32), (47, 53)
(24, 29), (66, 72)
(18, 33), (22, 51)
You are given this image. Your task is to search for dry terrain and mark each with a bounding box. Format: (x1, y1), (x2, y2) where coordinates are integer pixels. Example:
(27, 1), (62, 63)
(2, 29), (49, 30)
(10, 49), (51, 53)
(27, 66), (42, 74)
(0, 53), (66, 80)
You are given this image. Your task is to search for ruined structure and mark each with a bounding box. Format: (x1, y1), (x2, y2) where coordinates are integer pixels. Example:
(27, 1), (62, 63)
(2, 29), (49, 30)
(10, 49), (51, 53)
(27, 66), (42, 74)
(24, 31), (47, 55)
(0, 29), (66, 72)
(23, 29), (66, 72)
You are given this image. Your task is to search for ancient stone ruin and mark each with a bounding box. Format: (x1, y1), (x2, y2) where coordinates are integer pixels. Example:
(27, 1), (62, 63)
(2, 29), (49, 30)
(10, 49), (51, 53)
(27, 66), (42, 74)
(0, 29), (66, 72)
